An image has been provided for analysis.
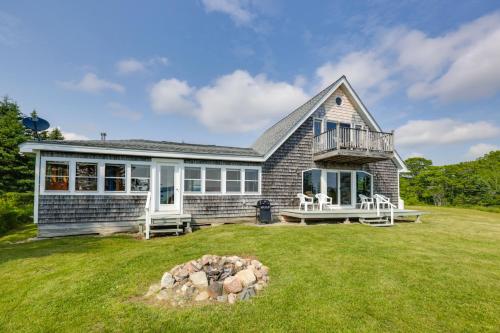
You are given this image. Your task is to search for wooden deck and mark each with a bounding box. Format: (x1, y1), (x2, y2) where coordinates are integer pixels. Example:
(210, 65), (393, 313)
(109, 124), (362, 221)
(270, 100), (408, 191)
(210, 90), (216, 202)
(280, 208), (424, 224)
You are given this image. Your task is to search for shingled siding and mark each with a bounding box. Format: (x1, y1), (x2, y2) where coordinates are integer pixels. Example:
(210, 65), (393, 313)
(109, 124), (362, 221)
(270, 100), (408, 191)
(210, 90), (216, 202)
(38, 195), (147, 224)
(260, 116), (399, 214)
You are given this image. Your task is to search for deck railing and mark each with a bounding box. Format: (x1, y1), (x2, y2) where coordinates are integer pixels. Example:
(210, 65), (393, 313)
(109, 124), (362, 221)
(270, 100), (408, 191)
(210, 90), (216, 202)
(313, 128), (394, 154)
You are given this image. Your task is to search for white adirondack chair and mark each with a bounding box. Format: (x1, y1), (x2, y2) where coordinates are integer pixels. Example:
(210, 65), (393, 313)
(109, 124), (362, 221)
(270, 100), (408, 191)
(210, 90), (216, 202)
(374, 194), (391, 209)
(359, 194), (374, 210)
(297, 193), (314, 211)
(315, 193), (334, 211)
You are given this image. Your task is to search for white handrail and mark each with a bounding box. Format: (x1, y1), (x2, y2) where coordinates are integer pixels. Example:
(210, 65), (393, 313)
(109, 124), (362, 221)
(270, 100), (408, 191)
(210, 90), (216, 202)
(374, 194), (396, 225)
(145, 191), (151, 239)
(313, 128), (393, 155)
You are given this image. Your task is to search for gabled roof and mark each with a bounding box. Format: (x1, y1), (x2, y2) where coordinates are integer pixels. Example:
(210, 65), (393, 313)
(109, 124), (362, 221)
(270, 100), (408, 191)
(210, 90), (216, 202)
(251, 75), (408, 172)
(251, 77), (343, 156)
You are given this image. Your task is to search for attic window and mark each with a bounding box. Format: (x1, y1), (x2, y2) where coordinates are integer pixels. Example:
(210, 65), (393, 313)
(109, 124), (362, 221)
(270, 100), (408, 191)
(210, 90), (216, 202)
(335, 97), (342, 106)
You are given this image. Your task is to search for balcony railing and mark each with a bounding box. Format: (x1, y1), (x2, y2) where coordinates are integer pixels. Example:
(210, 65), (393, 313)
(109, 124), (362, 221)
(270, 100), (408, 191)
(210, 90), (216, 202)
(313, 127), (394, 155)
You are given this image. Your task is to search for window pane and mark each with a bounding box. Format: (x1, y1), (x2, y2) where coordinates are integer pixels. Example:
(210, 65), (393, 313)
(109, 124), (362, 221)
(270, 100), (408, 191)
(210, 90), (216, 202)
(303, 169), (321, 197)
(184, 179), (202, 192)
(160, 166), (175, 204)
(76, 178), (97, 191)
(105, 164), (125, 177)
(206, 180), (221, 192)
(45, 176), (69, 191)
(206, 168), (221, 180)
(46, 162), (69, 177)
(245, 181), (258, 193)
(314, 119), (322, 136)
(226, 180), (241, 192)
(131, 165), (150, 178)
(356, 172), (372, 203)
(245, 169), (258, 181)
(131, 178), (150, 192)
(326, 172), (338, 204)
(340, 172), (352, 205)
(76, 163), (97, 177)
(185, 167), (201, 179)
(105, 178), (125, 191)
(226, 169), (240, 181)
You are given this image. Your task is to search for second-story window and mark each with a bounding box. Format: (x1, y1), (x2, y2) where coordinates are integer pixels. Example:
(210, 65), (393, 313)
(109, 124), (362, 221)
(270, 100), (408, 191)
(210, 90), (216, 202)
(314, 119), (322, 136)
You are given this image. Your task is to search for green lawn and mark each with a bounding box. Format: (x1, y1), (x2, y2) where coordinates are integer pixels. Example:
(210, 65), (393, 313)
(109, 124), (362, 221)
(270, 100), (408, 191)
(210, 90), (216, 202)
(1, 207), (499, 332)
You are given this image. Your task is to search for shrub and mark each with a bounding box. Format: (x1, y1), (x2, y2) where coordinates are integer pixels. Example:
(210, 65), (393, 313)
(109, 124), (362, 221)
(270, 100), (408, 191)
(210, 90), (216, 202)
(0, 192), (33, 235)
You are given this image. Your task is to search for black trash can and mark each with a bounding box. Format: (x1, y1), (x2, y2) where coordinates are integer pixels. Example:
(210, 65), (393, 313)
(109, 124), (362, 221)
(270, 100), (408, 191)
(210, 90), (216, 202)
(256, 200), (272, 223)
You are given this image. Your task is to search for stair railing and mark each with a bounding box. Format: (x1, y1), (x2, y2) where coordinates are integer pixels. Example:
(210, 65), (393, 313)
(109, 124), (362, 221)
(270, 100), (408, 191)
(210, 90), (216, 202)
(374, 194), (396, 225)
(145, 191), (151, 239)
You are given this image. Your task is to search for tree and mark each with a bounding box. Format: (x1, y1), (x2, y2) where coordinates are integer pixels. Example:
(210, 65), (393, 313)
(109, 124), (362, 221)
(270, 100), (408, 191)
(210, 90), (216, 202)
(0, 97), (34, 193)
(47, 127), (64, 140)
(404, 157), (433, 178)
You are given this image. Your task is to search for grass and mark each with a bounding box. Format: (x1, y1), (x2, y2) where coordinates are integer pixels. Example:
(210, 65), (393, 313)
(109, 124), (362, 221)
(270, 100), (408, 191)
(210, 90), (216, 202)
(0, 206), (499, 332)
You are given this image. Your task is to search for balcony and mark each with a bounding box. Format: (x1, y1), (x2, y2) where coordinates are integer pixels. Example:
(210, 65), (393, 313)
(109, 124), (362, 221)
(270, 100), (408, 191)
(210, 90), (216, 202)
(313, 127), (394, 164)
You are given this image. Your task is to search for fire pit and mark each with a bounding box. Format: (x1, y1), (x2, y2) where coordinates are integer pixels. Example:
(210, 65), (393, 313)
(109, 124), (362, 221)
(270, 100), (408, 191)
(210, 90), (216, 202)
(145, 255), (269, 306)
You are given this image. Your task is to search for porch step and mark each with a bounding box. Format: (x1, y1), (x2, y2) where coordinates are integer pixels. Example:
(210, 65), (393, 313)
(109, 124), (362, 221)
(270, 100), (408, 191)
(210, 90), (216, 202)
(149, 228), (183, 234)
(359, 217), (392, 227)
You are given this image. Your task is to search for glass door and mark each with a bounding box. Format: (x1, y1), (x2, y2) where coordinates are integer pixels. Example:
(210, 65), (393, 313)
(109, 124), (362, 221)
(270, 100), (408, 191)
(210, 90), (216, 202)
(157, 163), (180, 212)
(339, 172), (352, 206)
(326, 171), (338, 205)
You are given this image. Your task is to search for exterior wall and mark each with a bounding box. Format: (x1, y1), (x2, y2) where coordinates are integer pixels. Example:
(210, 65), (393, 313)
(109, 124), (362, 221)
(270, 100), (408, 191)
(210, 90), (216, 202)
(316, 86), (367, 127)
(37, 152), (150, 233)
(261, 116), (399, 214)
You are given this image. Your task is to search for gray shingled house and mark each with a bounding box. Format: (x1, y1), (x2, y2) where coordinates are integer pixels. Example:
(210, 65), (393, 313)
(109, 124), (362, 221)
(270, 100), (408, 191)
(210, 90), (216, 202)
(20, 76), (409, 237)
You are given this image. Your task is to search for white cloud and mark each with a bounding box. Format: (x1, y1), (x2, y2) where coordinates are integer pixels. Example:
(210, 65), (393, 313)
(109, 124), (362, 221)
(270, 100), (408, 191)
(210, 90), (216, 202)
(315, 11), (500, 104)
(466, 143), (499, 159)
(315, 51), (395, 103)
(195, 70), (308, 132)
(150, 78), (196, 115)
(149, 70), (309, 133)
(395, 118), (500, 147)
(201, 0), (254, 25)
(59, 73), (124, 93)
(116, 56), (168, 75)
(116, 59), (145, 74)
(107, 102), (143, 121)
(408, 152), (424, 158)
(48, 127), (89, 140)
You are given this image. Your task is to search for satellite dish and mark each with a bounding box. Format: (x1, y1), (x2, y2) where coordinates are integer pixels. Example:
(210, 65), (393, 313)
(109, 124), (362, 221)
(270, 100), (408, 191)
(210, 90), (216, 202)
(22, 115), (50, 141)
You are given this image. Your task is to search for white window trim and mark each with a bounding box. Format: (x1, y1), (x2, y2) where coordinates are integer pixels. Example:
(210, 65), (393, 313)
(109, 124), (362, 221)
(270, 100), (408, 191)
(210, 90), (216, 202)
(301, 168), (373, 207)
(74, 161), (99, 193)
(205, 167), (222, 194)
(40, 156), (151, 195)
(183, 164), (261, 196)
(130, 164), (152, 193)
(184, 166), (203, 194)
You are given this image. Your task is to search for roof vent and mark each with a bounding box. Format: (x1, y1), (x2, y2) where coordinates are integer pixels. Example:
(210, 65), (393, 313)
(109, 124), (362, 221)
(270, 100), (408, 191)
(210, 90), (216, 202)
(100, 132), (107, 141)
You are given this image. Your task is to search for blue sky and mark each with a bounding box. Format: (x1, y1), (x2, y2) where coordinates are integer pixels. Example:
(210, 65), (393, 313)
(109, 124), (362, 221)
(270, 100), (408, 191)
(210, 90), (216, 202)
(1, 0), (499, 165)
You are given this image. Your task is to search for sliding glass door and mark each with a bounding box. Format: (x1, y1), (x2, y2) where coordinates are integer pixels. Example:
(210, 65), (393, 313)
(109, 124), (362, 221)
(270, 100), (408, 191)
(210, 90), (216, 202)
(339, 172), (352, 205)
(302, 169), (371, 207)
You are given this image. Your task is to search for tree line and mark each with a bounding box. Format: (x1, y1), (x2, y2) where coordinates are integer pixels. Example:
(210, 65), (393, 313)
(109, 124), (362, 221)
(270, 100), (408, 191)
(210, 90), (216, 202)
(400, 153), (499, 207)
(0, 97), (64, 194)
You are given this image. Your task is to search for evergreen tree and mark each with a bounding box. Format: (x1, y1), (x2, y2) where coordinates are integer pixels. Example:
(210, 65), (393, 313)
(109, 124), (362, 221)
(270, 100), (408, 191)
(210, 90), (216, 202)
(47, 127), (64, 140)
(0, 97), (34, 193)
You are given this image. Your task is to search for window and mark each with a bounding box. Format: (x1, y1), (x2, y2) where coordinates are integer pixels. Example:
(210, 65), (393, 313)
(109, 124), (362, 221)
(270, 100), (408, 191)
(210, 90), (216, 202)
(45, 161), (69, 191)
(326, 171), (338, 204)
(245, 169), (259, 193)
(340, 172), (352, 205)
(302, 169), (321, 197)
(326, 121), (336, 132)
(131, 165), (150, 192)
(75, 162), (98, 191)
(226, 169), (241, 192)
(205, 168), (221, 192)
(184, 167), (201, 192)
(335, 96), (342, 105)
(313, 119), (322, 136)
(105, 164), (126, 192)
(356, 171), (372, 203)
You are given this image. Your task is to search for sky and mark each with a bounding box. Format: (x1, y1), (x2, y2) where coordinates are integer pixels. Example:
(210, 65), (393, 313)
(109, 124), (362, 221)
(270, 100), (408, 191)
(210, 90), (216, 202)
(1, 0), (500, 165)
